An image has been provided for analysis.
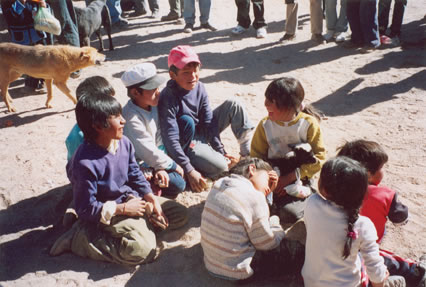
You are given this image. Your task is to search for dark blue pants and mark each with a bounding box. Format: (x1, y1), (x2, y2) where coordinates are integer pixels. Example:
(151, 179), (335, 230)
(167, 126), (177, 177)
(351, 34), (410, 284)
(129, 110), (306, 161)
(234, 0), (266, 29)
(378, 0), (407, 37)
(346, 0), (380, 47)
(49, 0), (80, 47)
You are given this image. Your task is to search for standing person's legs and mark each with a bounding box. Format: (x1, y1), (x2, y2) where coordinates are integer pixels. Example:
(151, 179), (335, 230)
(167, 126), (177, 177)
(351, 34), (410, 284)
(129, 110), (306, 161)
(148, 0), (160, 13)
(335, 0), (348, 32)
(360, 0), (380, 47)
(378, 0), (391, 35)
(346, 0), (363, 44)
(183, 0), (195, 24)
(235, 0), (251, 29)
(198, 0), (211, 25)
(389, 0), (406, 37)
(309, 0), (323, 35)
(133, 0), (148, 15)
(285, 2), (298, 35)
(212, 98), (254, 156)
(325, 0), (338, 32)
(50, 0), (80, 47)
(251, 0), (266, 29)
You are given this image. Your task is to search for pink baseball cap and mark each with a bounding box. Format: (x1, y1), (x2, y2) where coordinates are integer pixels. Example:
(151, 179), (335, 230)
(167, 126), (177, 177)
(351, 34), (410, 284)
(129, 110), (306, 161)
(168, 45), (201, 69)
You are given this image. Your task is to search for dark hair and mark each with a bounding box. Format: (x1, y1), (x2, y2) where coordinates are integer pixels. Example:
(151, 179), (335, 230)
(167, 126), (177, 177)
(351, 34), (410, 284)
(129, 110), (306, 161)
(227, 157), (272, 179)
(319, 157), (368, 259)
(75, 92), (122, 142)
(76, 76), (115, 101)
(265, 77), (322, 121)
(169, 62), (200, 76)
(336, 139), (388, 174)
(127, 87), (144, 99)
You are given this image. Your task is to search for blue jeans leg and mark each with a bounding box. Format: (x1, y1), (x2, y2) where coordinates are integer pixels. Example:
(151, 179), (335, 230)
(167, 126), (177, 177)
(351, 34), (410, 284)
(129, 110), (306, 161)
(107, 0), (122, 24)
(213, 98), (254, 140)
(177, 115), (196, 153)
(186, 141), (228, 178)
(325, 0), (338, 32)
(360, 0), (380, 48)
(183, 0), (195, 24)
(50, 0), (80, 47)
(335, 0), (348, 32)
(162, 171), (186, 197)
(199, 0), (211, 24)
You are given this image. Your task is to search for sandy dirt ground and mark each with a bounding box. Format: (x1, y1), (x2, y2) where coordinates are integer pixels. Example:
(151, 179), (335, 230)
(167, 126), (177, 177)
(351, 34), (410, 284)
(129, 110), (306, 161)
(0, 0), (425, 286)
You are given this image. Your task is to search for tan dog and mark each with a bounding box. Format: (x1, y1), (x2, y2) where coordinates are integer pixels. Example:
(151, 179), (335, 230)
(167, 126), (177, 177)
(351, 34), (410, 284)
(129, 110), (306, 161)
(0, 42), (106, 112)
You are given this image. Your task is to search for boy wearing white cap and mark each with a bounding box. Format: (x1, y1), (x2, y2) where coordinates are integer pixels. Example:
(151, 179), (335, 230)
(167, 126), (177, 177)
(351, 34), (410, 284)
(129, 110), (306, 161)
(158, 45), (254, 193)
(121, 63), (186, 198)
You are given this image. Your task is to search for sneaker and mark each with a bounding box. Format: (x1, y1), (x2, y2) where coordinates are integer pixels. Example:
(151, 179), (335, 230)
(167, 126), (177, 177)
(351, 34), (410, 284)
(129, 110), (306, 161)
(335, 32), (347, 43)
(130, 9), (147, 17)
(416, 254), (426, 287)
(311, 33), (325, 44)
(231, 25), (247, 35)
(380, 35), (392, 45)
(150, 10), (160, 19)
(176, 18), (185, 25)
(114, 17), (129, 27)
(238, 129), (254, 156)
(323, 30), (334, 42)
(256, 27), (267, 39)
(200, 22), (217, 31)
(279, 33), (296, 42)
(385, 276), (406, 287)
(391, 36), (401, 46)
(161, 12), (179, 21)
(183, 23), (193, 33)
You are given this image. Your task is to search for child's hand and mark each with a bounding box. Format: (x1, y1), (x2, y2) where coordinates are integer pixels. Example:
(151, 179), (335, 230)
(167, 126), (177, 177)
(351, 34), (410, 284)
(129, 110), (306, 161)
(274, 171), (297, 196)
(224, 154), (239, 169)
(187, 169), (207, 193)
(175, 164), (184, 178)
(154, 170), (169, 188)
(268, 170), (278, 192)
(370, 270), (389, 287)
(144, 193), (169, 229)
(122, 197), (150, 217)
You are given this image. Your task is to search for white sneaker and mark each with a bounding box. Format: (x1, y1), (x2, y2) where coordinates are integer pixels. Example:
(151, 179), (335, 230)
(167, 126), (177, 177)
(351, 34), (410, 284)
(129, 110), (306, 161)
(256, 27), (267, 38)
(231, 25), (247, 35)
(323, 30), (334, 42)
(385, 276), (406, 287)
(335, 32), (347, 43)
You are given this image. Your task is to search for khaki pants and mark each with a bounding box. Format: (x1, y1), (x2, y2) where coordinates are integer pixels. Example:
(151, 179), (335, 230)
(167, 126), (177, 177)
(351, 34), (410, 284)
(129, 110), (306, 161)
(70, 197), (188, 265)
(285, 0), (323, 35)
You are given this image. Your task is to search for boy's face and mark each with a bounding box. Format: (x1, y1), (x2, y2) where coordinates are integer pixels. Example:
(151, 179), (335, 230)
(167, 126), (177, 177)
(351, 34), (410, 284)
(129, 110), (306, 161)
(249, 165), (273, 196)
(133, 88), (161, 109)
(171, 63), (200, 91)
(368, 165), (384, 185)
(102, 114), (126, 140)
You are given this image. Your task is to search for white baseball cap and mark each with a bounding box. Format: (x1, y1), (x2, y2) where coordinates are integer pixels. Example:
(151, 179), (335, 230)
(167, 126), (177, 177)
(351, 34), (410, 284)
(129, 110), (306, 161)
(121, 63), (166, 90)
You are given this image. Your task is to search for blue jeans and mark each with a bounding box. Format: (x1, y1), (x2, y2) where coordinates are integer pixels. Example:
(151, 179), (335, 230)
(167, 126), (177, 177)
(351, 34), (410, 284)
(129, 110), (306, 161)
(178, 98), (254, 178)
(234, 0), (266, 29)
(378, 0), (406, 37)
(106, 0), (122, 24)
(162, 171), (186, 198)
(183, 0), (210, 25)
(324, 0), (348, 32)
(50, 0), (80, 47)
(346, 0), (380, 47)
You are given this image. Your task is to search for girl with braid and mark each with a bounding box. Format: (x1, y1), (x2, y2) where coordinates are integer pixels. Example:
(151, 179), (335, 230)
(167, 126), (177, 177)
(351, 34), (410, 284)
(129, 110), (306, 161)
(302, 157), (405, 287)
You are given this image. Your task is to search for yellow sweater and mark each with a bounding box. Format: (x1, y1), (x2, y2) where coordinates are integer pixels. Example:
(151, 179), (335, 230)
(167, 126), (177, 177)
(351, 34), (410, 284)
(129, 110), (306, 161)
(250, 112), (326, 179)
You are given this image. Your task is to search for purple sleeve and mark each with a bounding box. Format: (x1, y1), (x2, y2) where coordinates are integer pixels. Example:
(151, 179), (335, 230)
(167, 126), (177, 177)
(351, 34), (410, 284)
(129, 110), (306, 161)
(158, 88), (194, 174)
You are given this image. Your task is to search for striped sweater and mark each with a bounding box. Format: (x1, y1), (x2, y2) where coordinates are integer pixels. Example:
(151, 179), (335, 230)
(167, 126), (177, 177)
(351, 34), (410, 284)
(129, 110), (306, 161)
(201, 175), (285, 280)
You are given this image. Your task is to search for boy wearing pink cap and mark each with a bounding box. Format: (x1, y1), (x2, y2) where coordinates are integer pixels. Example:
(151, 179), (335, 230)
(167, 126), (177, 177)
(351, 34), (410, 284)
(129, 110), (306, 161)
(158, 45), (254, 193)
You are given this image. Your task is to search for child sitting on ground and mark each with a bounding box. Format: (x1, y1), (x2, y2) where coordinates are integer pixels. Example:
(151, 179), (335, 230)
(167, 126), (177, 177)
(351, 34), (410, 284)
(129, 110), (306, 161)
(121, 63), (186, 198)
(50, 92), (188, 265)
(302, 156), (404, 287)
(337, 139), (425, 286)
(201, 157), (305, 282)
(65, 76), (116, 161)
(158, 45), (255, 193)
(250, 77), (326, 224)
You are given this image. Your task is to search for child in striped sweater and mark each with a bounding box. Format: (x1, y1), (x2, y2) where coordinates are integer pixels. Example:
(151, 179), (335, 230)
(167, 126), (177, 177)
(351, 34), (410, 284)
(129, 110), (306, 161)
(201, 157), (305, 282)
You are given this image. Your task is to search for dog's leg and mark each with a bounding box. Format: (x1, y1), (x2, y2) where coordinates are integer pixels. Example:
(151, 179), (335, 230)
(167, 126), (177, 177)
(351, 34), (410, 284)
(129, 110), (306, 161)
(1, 71), (21, 112)
(102, 5), (114, 51)
(45, 79), (54, 108)
(95, 30), (104, 52)
(53, 80), (77, 107)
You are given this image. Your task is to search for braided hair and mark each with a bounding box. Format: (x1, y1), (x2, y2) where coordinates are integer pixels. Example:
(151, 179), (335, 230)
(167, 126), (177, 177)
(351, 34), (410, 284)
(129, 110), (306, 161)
(319, 157), (368, 259)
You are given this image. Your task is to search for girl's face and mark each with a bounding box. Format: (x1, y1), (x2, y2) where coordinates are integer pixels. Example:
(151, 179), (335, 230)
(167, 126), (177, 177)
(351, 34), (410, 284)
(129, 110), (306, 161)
(368, 165), (384, 185)
(103, 114), (126, 140)
(264, 98), (296, 122)
(249, 165), (273, 196)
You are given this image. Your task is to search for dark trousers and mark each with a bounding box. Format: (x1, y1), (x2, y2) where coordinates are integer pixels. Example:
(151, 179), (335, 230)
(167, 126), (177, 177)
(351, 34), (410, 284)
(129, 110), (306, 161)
(234, 0), (266, 29)
(378, 0), (407, 37)
(346, 0), (380, 47)
(49, 0), (80, 47)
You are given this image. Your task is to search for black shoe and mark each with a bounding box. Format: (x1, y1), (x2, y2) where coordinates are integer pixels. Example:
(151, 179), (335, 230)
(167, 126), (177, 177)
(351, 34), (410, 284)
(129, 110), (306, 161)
(183, 23), (193, 33)
(161, 13), (179, 21)
(279, 33), (295, 42)
(70, 70), (81, 79)
(130, 9), (147, 17)
(311, 33), (325, 45)
(200, 22), (217, 31)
